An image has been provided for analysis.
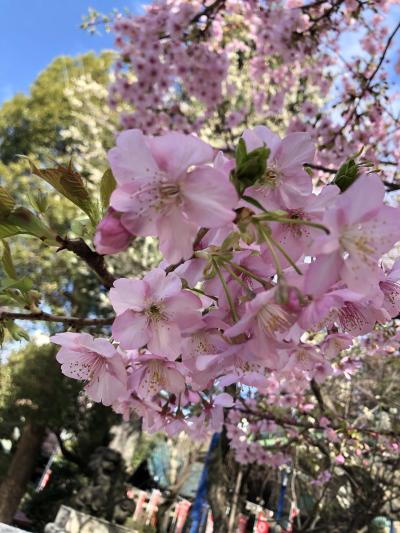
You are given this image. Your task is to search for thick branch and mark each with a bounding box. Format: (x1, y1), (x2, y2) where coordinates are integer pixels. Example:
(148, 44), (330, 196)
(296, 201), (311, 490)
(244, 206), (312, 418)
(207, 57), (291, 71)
(0, 310), (113, 327)
(56, 236), (116, 290)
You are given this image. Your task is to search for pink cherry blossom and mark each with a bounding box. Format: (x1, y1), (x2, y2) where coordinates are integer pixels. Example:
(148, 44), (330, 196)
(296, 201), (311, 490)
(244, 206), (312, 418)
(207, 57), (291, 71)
(110, 268), (202, 357)
(225, 289), (294, 362)
(128, 353), (186, 399)
(379, 258), (400, 317)
(109, 129), (238, 263)
(307, 174), (400, 297)
(241, 125), (314, 209)
(50, 332), (127, 406)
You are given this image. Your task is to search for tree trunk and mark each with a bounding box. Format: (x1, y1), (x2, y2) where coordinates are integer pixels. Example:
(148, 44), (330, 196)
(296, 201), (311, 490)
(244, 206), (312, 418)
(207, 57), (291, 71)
(0, 422), (44, 524)
(206, 429), (231, 533)
(228, 466), (243, 533)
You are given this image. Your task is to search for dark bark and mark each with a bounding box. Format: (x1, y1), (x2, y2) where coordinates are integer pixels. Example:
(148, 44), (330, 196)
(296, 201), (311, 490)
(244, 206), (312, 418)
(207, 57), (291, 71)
(0, 422), (45, 524)
(56, 236), (116, 290)
(206, 429), (231, 533)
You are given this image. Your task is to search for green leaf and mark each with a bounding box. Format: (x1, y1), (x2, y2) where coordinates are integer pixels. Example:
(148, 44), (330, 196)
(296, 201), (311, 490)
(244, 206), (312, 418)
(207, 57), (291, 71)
(235, 138), (247, 167)
(232, 145), (270, 195)
(333, 158), (359, 192)
(1, 207), (57, 244)
(0, 186), (16, 216)
(0, 294), (22, 306)
(100, 168), (116, 211)
(29, 160), (98, 224)
(4, 320), (30, 342)
(0, 277), (33, 293)
(1, 240), (17, 279)
(27, 191), (48, 213)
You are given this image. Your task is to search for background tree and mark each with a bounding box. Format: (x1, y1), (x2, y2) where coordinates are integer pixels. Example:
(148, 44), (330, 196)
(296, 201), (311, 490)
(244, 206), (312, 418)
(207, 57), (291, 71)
(0, 51), (158, 526)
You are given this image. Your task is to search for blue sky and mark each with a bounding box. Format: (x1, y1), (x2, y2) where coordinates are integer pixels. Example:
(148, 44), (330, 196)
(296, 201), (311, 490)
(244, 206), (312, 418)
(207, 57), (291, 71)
(0, 0), (142, 103)
(1, 1), (398, 105)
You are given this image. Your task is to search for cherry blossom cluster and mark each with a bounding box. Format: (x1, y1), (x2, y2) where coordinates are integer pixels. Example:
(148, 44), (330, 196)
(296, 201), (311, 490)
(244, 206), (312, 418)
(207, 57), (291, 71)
(109, 0), (228, 134)
(108, 0), (400, 180)
(51, 125), (400, 460)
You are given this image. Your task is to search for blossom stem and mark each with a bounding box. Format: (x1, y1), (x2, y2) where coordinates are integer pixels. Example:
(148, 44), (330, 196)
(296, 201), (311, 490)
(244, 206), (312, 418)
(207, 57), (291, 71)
(257, 223), (283, 278)
(267, 235), (303, 275)
(224, 260), (271, 289)
(212, 259), (238, 322)
(189, 286), (218, 302)
(256, 214), (329, 234)
(222, 263), (255, 297)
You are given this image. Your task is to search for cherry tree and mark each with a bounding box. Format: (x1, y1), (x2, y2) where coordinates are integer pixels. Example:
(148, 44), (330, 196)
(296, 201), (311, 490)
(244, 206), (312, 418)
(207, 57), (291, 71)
(1, 0), (400, 530)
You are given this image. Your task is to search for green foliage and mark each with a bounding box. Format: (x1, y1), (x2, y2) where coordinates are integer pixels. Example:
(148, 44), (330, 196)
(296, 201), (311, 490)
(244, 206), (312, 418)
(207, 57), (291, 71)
(0, 343), (77, 431)
(333, 149), (377, 192)
(100, 169), (117, 212)
(231, 139), (270, 196)
(0, 50), (163, 529)
(1, 240), (17, 279)
(0, 52), (115, 165)
(29, 160), (100, 225)
(0, 187), (16, 215)
(333, 158), (359, 192)
(131, 432), (163, 471)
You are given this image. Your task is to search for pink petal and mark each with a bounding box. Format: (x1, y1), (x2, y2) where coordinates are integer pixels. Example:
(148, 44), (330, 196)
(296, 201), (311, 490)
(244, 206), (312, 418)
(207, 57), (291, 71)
(242, 126), (281, 153)
(183, 167), (237, 227)
(163, 367), (186, 394)
(86, 356), (127, 406)
(360, 205), (400, 256)
(213, 393), (234, 407)
(335, 173), (384, 225)
(50, 331), (92, 348)
(304, 253), (342, 297)
(109, 278), (146, 314)
(111, 180), (158, 235)
(56, 348), (94, 380)
(157, 207), (198, 264)
(112, 310), (150, 349)
(166, 291), (202, 331)
(275, 132), (315, 171)
(145, 268), (181, 301)
(108, 129), (158, 184)
(91, 338), (117, 358)
(148, 132), (213, 178)
(148, 320), (182, 359)
(340, 255), (382, 297)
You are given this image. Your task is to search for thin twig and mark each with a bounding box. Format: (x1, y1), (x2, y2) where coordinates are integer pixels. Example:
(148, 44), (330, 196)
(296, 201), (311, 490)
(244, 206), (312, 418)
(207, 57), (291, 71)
(0, 310), (113, 327)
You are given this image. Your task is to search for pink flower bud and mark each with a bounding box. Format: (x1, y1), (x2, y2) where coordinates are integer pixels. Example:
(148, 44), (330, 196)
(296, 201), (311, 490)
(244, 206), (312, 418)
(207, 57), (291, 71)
(94, 209), (132, 255)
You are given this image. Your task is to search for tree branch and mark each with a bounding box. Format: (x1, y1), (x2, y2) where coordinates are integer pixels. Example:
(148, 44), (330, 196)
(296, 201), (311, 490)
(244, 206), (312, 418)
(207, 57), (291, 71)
(165, 227), (208, 274)
(56, 236), (116, 290)
(305, 163), (337, 174)
(54, 431), (86, 470)
(325, 20), (400, 143)
(0, 310), (113, 327)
